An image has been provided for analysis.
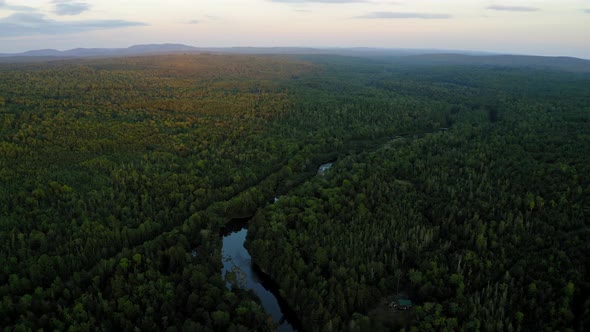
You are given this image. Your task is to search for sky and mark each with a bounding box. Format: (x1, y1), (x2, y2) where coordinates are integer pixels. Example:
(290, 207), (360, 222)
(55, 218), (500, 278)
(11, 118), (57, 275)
(0, 0), (589, 58)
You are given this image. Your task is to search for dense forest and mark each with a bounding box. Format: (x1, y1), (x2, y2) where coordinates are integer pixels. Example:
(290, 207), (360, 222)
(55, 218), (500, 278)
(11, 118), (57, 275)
(0, 53), (588, 331)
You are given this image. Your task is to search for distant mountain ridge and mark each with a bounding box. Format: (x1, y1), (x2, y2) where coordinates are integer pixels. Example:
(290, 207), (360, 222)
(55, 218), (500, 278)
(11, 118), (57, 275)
(1, 43), (589, 73)
(0, 43), (494, 58)
(1, 44), (200, 57)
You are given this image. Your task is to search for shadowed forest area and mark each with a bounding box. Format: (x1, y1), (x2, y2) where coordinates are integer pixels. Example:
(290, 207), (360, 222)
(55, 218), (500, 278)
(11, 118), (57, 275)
(0, 54), (588, 331)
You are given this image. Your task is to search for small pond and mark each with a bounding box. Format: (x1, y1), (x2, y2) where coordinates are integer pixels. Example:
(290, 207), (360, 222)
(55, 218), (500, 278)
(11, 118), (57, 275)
(317, 161), (334, 175)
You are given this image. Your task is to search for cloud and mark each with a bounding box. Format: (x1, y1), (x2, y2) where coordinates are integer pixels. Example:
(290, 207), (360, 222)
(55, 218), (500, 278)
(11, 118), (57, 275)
(355, 11), (451, 19)
(0, 0), (36, 12)
(0, 13), (147, 37)
(53, 1), (91, 16)
(487, 5), (539, 12)
(270, 0), (368, 3)
(188, 19), (199, 24)
(584, 9), (590, 14)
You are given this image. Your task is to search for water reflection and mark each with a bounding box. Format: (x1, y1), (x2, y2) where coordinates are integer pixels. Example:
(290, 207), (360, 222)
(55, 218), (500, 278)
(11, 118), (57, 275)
(222, 227), (299, 331)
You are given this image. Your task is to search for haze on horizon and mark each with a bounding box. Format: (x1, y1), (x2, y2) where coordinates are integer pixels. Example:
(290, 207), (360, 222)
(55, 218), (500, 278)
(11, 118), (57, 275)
(0, 0), (589, 59)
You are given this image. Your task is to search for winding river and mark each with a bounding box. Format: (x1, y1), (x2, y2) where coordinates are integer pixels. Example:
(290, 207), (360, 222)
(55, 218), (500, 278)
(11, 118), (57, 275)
(219, 161), (337, 331)
(221, 220), (301, 331)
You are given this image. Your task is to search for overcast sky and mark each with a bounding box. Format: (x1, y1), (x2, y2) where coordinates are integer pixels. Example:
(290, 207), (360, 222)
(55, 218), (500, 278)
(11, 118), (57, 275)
(1, 0), (589, 58)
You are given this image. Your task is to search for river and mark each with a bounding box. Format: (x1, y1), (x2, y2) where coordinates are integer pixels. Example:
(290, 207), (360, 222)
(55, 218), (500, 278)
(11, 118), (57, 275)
(221, 221), (300, 331)
(219, 161), (336, 331)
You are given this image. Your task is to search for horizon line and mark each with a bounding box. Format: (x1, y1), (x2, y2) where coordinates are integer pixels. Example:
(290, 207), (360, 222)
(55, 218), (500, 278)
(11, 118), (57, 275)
(1, 44), (589, 61)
